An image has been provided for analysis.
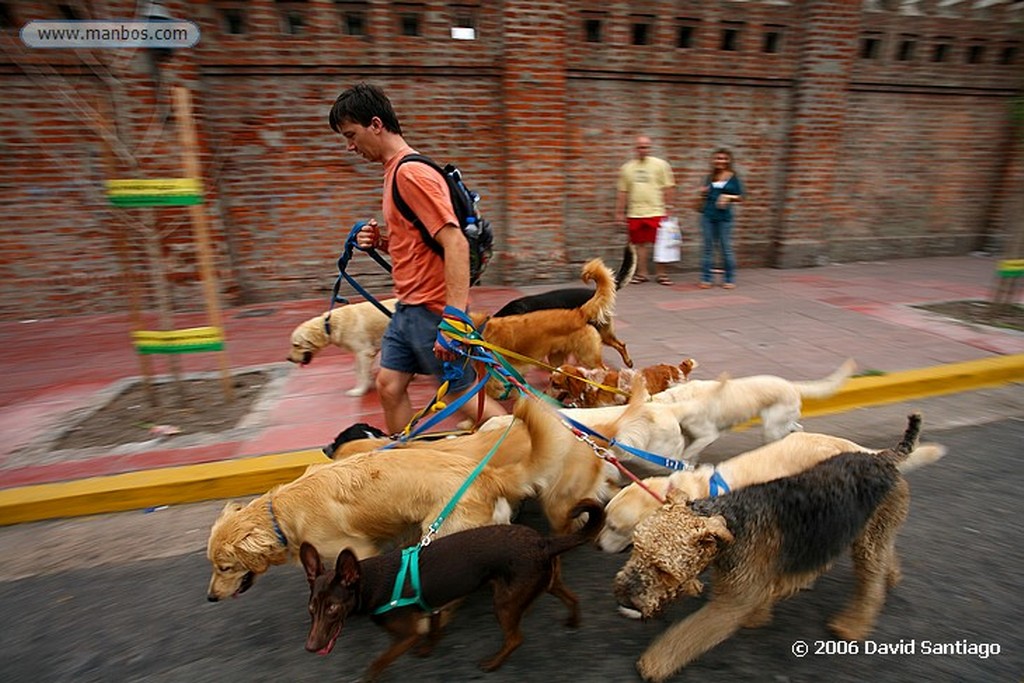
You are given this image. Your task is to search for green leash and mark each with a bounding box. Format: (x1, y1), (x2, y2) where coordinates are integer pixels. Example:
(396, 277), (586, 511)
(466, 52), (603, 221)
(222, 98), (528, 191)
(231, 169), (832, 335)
(372, 415), (517, 616)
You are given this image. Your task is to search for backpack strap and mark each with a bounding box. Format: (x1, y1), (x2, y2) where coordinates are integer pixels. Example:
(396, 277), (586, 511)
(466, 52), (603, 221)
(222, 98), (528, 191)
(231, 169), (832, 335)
(391, 153), (447, 255)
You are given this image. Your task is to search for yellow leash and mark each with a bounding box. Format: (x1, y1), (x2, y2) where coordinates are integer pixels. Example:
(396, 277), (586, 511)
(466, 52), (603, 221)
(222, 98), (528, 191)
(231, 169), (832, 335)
(440, 323), (627, 399)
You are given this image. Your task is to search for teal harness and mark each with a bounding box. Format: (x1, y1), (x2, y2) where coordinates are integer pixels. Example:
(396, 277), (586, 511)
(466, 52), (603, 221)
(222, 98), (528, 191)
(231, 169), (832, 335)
(371, 416), (515, 616)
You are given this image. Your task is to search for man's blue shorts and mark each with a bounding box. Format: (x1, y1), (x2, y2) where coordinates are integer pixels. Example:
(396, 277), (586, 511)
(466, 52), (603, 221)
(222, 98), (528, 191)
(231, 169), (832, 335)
(379, 302), (478, 393)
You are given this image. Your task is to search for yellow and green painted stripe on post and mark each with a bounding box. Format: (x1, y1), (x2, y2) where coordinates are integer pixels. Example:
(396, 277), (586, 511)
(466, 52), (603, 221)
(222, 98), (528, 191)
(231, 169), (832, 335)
(997, 259), (1024, 278)
(106, 178), (204, 207)
(132, 327), (224, 354)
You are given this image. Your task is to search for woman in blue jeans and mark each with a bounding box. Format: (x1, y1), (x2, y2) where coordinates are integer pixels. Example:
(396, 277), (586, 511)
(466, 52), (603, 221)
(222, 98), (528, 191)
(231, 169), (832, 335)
(697, 149), (744, 289)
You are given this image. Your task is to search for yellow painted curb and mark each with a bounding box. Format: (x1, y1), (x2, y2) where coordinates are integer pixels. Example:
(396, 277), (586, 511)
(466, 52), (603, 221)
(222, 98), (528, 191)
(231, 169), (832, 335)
(0, 450), (327, 526)
(802, 354), (1024, 417)
(1, 355), (1022, 526)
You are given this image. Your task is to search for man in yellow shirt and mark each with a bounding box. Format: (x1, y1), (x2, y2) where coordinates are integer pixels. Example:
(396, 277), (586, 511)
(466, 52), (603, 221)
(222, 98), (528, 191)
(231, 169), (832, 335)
(615, 135), (676, 285)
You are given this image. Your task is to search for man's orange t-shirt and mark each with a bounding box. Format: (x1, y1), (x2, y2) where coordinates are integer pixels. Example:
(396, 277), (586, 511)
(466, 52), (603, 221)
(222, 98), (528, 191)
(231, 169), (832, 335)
(382, 145), (457, 313)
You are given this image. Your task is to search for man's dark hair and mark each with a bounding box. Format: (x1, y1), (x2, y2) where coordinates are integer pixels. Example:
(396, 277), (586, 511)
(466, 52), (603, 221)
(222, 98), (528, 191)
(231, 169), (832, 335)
(329, 83), (403, 135)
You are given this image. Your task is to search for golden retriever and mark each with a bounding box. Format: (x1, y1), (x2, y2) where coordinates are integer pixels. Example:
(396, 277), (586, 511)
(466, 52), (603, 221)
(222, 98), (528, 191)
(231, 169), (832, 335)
(548, 358), (698, 408)
(286, 298), (397, 396)
(206, 395), (568, 602)
(328, 390), (654, 534)
(597, 429), (947, 554)
(469, 259), (618, 397)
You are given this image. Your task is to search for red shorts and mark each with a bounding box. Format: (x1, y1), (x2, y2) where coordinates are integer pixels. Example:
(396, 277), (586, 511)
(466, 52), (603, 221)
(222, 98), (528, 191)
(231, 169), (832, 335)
(627, 216), (662, 245)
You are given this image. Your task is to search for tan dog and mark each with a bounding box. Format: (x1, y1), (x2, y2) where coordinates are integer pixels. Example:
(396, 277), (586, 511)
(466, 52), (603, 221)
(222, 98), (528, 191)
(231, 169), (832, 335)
(470, 259), (618, 397)
(549, 359), (698, 408)
(206, 396), (567, 601)
(597, 430), (947, 554)
(650, 358), (858, 462)
(480, 360), (857, 478)
(615, 415), (924, 681)
(329, 390), (655, 534)
(286, 298), (397, 396)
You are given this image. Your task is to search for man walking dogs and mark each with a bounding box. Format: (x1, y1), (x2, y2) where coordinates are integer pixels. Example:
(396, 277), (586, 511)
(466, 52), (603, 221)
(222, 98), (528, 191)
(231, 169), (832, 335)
(329, 83), (506, 433)
(615, 135), (676, 286)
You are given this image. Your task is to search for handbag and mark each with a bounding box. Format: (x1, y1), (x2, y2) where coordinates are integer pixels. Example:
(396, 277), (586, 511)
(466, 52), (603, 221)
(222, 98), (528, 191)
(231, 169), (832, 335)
(654, 217), (682, 263)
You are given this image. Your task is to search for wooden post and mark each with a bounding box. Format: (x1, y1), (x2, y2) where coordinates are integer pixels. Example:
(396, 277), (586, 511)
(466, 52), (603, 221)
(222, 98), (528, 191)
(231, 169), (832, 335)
(172, 86), (234, 401)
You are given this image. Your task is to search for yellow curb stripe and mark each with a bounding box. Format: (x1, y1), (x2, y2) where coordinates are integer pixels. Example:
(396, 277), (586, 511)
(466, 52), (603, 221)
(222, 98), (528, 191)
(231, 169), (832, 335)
(802, 354), (1024, 417)
(1, 355), (1022, 526)
(0, 450), (327, 526)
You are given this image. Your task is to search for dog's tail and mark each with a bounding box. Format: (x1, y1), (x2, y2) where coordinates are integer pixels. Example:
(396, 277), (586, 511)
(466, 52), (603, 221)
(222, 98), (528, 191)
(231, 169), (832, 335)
(878, 412), (923, 467)
(492, 396), (576, 495)
(897, 442), (947, 473)
(793, 358), (857, 399)
(614, 244), (638, 290)
(544, 499), (606, 557)
(579, 258), (618, 325)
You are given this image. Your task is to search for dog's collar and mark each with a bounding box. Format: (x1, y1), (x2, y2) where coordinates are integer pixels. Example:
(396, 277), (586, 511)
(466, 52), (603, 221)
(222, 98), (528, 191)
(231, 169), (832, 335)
(266, 498), (288, 547)
(322, 312), (333, 336)
(708, 468), (731, 498)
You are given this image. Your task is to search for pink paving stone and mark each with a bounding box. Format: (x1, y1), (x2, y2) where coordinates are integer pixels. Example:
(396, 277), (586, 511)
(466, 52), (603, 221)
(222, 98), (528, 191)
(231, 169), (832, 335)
(658, 296), (757, 311)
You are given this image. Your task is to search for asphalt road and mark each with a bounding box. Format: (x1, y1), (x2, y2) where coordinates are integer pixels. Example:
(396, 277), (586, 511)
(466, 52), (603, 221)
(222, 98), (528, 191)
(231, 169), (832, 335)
(1, 417), (1021, 683)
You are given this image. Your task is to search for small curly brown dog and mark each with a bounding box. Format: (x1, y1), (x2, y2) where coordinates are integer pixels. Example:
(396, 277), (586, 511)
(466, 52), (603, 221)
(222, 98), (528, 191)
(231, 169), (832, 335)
(548, 358), (698, 408)
(614, 414), (924, 682)
(300, 500), (604, 681)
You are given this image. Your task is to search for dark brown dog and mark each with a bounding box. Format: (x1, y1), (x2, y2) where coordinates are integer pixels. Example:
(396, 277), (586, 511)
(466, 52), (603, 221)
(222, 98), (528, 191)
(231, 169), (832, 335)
(300, 500), (605, 681)
(549, 358), (698, 408)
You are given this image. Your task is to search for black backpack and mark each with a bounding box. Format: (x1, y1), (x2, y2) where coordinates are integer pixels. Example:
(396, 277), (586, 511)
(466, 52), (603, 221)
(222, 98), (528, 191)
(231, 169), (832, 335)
(391, 154), (494, 286)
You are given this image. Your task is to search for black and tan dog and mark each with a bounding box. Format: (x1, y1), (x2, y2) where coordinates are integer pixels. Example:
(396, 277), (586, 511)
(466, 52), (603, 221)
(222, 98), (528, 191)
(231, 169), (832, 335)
(492, 245), (637, 368)
(614, 414), (925, 682)
(300, 500), (604, 681)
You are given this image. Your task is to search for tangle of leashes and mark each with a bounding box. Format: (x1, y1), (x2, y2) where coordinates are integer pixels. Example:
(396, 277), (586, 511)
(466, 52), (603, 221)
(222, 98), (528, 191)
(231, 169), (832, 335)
(436, 307), (689, 504)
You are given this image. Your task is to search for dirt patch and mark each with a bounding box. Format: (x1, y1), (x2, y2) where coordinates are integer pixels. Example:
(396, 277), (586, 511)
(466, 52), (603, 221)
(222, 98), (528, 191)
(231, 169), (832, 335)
(54, 371), (272, 451)
(913, 300), (1024, 333)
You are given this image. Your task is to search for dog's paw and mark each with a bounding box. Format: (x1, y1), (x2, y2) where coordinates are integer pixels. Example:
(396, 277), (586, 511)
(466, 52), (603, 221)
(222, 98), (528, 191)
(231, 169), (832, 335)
(828, 614), (871, 641)
(636, 653), (673, 683)
(345, 386), (369, 397)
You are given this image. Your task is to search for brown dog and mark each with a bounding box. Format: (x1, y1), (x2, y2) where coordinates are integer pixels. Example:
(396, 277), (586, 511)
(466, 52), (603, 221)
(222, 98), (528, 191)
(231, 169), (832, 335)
(470, 258), (619, 397)
(300, 500), (605, 680)
(549, 358), (698, 408)
(614, 415), (923, 682)
(286, 299), (397, 396)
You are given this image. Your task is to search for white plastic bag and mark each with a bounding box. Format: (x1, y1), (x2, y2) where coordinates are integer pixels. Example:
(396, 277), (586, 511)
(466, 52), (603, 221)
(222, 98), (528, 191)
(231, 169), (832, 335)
(654, 216), (681, 263)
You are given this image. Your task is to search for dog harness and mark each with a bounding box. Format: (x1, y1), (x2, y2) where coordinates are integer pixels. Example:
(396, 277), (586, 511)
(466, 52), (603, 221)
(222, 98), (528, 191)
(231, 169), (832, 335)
(708, 468), (731, 497)
(372, 546), (433, 615)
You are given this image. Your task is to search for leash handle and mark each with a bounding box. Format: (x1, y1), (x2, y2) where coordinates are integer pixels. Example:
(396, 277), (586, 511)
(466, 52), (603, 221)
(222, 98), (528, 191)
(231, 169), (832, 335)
(329, 221), (394, 318)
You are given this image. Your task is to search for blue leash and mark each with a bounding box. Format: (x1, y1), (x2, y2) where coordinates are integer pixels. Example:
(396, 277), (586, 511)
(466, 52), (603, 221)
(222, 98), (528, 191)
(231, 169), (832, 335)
(328, 221), (395, 319)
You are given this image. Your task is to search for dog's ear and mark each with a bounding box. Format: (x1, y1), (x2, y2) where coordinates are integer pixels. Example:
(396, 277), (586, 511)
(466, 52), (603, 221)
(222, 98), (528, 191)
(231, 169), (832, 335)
(335, 548), (361, 587)
(219, 501), (244, 517)
(665, 487), (691, 506)
(704, 515), (734, 545)
(236, 529), (282, 572)
(299, 542), (324, 587)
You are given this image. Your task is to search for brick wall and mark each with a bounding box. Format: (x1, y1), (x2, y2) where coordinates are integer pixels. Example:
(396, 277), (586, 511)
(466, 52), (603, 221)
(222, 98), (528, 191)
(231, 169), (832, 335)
(0, 0), (1020, 319)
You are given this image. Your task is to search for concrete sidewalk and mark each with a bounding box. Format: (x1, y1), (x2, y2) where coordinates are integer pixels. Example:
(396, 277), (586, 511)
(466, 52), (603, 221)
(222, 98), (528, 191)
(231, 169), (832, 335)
(1, 254), (1022, 524)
